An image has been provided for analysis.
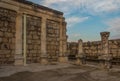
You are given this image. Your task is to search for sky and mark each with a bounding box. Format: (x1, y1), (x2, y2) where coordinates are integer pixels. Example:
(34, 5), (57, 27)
(28, 0), (120, 42)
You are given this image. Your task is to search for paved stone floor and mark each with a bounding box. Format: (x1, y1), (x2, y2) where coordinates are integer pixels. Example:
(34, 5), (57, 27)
(0, 63), (120, 81)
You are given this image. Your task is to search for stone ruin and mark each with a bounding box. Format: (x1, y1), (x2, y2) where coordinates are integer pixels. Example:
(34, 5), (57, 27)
(0, 0), (67, 65)
(0, 0), (120, 69)
(68, 32), (120, 68)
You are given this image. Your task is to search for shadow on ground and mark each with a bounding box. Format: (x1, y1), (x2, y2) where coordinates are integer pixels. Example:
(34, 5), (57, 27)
(0, 65), (120, 81)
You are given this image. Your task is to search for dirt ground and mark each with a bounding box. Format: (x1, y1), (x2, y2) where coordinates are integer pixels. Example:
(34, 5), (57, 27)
(0, 64), (120, 81)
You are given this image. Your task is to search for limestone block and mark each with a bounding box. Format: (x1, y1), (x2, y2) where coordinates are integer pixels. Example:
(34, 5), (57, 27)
(34, 45), (38, 49)
(28, 45), (33, 50)
(12, 38), (15, 44)
(38, 50), (41, 54)
(0, 31), (3, 37)
(27, 40), (32, 44)
(30, 50), (37, 54)
(10, 44), (15, 49)
(33, 35), (39, 39)
(2, 50), (11, 54)
(41, 58), (48, 64)
(59, 56), (68, 63)
(0, 38), (2, 43)
(27, 35), (32, 39)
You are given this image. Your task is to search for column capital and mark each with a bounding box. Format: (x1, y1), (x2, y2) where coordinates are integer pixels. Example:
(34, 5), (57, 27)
(78, 39), (83, 43)
(100, 31), (110, 38)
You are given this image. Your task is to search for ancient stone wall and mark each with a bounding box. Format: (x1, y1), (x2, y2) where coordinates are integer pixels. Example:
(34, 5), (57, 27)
(109, 39), (120, 57)
(67, 42), (78, 60)
(0, 0), (67, 65)
(83, 41), (102, 57)
(46, 20), (60, 61)
(68, 39), (120, 59)
(26, 15), (41, 63)
(0, 7), (16, 64)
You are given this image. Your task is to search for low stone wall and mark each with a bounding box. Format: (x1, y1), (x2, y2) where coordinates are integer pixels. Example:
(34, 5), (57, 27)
(67, 39), (120, 61)
(83, 41), (101, 57)
(109, 39), (120, 57)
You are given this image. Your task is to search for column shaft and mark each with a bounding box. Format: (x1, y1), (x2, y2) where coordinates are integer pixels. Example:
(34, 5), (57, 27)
(58, 21), (67, 63)
(100, 32), (112, 69)
(40, 17), (47, 64)
(76, 39), (84, 65)
(14, 12), (24, 65)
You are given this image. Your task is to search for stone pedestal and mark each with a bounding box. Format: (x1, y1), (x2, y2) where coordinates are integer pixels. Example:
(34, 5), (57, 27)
(14, 55), (24, 66)
(76, 58), (82, 65)
(58, 55), (68, 63)
(40, 55), (48, 65)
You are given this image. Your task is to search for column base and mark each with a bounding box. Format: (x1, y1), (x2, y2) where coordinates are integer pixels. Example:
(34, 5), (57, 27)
(75, 58), (82, 65)
(58, 56), (68, 63)
(99, 61), (105, 69)
(40, 57), (48, 65)
(14, 56), (24, 66)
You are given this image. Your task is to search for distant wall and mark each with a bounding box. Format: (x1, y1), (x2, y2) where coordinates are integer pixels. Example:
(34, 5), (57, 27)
(109, 39), (120, 57)
(83, 41), (101, 57)
(67, 39), (120, 58)
(67, 42), (78, 60)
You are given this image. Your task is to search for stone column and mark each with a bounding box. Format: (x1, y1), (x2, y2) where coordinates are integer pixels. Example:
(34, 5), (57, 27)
(100, 32), (112, 69)
(62, 22), (68, 62)
(14, 12), (24, 65)
(76, 39), (85, 65)
(40, 17), (48, 64)
(58, 21), (67, 63)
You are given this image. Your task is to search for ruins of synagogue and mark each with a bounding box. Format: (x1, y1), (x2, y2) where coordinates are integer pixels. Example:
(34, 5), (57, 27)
(0, 0), (67, 65)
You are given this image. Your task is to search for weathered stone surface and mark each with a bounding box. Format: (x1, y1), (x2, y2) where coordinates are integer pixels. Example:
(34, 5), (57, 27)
(0, 7), (16, 64)
(26, 15), (41, 63)
(0, 0), (67, 65)
(46, 20), (60, 62)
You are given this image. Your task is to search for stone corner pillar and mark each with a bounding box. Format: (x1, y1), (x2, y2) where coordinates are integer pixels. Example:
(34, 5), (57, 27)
(58, 21), (68, 63)
(40, 17), (48, 65)
(14, 12), (24, 65)
(76, 39), (85, 65)
(100, 31), (112, 69)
